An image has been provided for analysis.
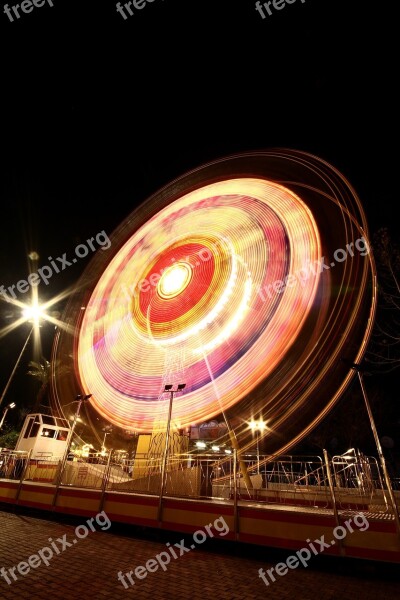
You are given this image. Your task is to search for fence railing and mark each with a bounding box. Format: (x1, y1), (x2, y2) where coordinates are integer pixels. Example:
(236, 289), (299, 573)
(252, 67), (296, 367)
(0, 449), (30, 480)
(0, 447), (398, 515)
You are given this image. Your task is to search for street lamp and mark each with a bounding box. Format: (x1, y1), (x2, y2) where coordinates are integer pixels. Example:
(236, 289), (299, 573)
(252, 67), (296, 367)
(68, 394), (92, 446)
(249, 419), (266, 474)
(0, 402), (16, 430)
(55, 393), (92, 485)
(0, 326), (34, 411)
(0, 296), (48, 411)
(158, 383), (186, 521)
(101, 431), (110, 455)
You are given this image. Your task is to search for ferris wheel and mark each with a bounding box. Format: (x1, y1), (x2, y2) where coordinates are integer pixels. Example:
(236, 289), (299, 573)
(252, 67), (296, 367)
(50, 149), (376, 457)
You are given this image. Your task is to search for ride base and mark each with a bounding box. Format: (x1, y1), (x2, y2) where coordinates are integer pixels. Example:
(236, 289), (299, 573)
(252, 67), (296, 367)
(1, 448), (399, 564)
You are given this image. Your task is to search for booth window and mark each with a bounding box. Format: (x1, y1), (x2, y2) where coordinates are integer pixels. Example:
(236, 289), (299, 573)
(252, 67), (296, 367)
(24, 418), (41, 438)
(23, 417), (35, 438)
(41, 428), (57, 438)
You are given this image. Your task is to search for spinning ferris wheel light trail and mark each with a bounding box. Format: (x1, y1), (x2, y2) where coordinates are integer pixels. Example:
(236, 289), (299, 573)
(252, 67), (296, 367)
(51, 149), (376, 460)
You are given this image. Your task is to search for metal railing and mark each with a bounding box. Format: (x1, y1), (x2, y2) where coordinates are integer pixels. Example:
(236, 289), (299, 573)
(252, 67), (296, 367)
(1, 447), (398, 515)
(0, 449), (30, 480)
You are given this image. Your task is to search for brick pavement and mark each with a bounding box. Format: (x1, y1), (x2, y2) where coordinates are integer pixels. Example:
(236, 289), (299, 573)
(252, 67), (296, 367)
(0, 507), (399, 600)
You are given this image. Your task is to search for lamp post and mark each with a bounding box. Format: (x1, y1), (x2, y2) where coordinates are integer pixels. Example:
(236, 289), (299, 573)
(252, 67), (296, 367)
(0, 295), (48, 412)
(56, 393), (92, 485)
(249, 419), (266, 474)
(158, 383), (186, 522)
(0, 326), (33, 411)
(0, 402), (16, 430)
(101, 431), (110, 455)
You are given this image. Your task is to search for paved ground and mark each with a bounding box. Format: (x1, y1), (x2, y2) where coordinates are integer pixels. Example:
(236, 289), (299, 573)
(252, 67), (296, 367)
(0, 506), (399, 599)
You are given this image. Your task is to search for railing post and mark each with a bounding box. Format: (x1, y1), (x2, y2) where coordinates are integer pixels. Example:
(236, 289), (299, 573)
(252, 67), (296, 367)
(233, 448), (238, 540)
(51, 456), (67, 510)
(323, 449), (345, 556)
(99, 450), (113, 513)
(15, 450), (32, 504)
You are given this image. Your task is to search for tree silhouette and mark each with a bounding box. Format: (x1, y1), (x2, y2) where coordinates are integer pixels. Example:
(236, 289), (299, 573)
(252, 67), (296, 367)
(27, 358), (51, 412)
(365, 227), (400, 373)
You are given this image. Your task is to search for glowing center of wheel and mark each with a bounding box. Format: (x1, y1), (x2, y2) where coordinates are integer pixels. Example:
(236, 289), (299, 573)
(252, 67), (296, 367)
(157, 262), (193, 299)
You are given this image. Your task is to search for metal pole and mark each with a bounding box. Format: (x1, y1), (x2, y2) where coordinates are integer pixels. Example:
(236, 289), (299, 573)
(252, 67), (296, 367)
(0, 326), (33, 410)
(52, 395), (89, 507)
(0, 408), (9, 430)
(256, 429), (260, 474)
(233, 448), (238, 540)
(357, 371), (400, 535)
(99, 450), (113, 513)
(228, 429), (253, 492)
(157, 389), (174, 524)
(59, 396), (83, 481)
(15, 449), (32, 504)
(323, 449), (344, 555)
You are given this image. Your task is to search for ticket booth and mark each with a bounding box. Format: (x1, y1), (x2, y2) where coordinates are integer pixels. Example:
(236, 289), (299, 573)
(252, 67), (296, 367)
(15, 413), (70, 459)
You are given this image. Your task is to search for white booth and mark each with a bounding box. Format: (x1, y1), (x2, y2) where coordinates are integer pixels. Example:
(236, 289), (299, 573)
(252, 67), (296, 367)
(15, 413), (70, 459)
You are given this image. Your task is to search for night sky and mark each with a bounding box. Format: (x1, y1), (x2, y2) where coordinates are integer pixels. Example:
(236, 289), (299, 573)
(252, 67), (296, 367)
(1, 0), (397, 448)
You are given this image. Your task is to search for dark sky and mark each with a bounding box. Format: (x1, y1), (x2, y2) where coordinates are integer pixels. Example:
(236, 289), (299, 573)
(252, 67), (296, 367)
(0, 0), (397, 437)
